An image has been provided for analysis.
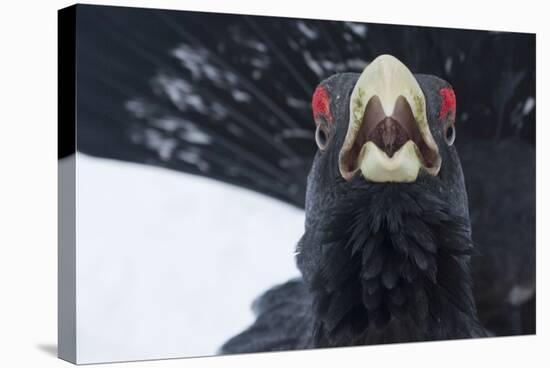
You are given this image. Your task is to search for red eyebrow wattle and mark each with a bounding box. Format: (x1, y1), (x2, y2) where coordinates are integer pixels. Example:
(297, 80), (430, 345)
(439, 87), (456, 121)
(312, 85), (333, 123)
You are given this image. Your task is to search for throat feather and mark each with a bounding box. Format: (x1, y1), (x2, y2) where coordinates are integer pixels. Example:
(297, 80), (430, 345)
(297, 185), (482, 347)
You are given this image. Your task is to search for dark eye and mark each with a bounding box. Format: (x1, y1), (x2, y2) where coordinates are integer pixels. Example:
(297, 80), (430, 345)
(315, 124), (330, 150)
(445, 124), (456, 146)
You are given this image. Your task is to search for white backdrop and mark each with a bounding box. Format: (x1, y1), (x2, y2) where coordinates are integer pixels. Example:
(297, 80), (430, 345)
(75, 154), (303, 362)
(0, 0), (547, 368)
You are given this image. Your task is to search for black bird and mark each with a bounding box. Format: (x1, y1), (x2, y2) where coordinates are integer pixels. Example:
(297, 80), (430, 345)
(221, 55), (487, 352)
(71, 5), (535, 345)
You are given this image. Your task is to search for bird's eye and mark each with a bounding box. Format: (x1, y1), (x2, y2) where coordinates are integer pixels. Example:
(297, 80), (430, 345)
(312, 84), (333, 151)
(445, 124), (456, 146)
(315, 124), (330, 150)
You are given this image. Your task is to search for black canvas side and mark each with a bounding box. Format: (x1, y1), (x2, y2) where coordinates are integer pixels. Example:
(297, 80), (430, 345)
(58, 4), (77, 364)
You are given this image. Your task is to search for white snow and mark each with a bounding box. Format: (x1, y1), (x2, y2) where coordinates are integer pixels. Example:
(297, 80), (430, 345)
(147, 117), (212, 145)
(344, 22), (368, 38)
(171, 44), (210, 81)
(523, 96), (535, 115)
(177, 149), (210, 172)
(297, 21), (318, 40)
(231, 89), (252, 103)
(445, 57), (453, 74)
(141, 129), (178, 161)
(75, 154), (304, 363)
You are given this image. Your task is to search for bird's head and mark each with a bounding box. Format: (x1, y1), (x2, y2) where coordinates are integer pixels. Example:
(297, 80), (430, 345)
(297, 56), (476, 338)
(304, 54), (468, 224)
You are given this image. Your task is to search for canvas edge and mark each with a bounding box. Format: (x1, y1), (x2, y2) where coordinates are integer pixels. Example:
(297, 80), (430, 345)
(58, 4), (77, 364)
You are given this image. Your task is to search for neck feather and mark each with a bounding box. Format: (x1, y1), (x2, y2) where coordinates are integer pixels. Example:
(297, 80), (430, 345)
(297, 185), (484, 347)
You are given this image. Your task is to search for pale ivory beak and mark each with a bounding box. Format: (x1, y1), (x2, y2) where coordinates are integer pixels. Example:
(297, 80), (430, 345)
(339, 54), (441, 183)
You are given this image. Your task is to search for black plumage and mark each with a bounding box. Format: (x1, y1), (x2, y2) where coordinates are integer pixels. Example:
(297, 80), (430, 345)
(73, 4), (536, 349)
(223, 71), (487, 351)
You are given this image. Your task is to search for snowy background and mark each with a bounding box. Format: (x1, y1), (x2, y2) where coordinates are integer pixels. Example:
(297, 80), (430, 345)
(74, 153), (304, 363)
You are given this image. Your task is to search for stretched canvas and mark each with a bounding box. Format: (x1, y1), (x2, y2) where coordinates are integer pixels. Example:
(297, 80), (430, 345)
(58, 4), (536, 364)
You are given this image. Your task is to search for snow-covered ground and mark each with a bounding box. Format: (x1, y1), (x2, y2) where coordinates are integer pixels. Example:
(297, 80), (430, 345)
(74, 154), (304, 363)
